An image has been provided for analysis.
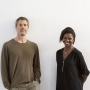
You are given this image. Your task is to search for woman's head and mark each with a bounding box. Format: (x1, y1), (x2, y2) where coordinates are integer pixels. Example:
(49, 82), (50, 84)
(59, 27), (76, 46)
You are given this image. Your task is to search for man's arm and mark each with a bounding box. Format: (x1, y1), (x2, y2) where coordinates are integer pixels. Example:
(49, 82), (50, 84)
(33, 46), (41, 83)
(1, 43), (11, 89)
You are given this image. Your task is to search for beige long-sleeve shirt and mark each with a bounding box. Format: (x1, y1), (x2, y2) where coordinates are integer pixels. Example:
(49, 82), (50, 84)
(1, 39), (41, 89)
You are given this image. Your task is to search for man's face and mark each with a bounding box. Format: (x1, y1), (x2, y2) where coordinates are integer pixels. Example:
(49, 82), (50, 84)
(16, 20), (29, 36)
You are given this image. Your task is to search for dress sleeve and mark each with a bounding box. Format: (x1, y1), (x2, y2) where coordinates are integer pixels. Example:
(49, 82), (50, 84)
(77, 51), (90, 76)
(56, 51), (58, 62)
(1, 43), (11, 89)
(33, 45), (41, 83)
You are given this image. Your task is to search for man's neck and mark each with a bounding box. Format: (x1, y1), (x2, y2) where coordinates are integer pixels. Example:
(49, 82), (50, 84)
(14, 36), (27, 43)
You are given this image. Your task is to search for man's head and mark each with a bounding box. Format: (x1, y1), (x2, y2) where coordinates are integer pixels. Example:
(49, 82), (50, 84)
(15, 17), (29, 36)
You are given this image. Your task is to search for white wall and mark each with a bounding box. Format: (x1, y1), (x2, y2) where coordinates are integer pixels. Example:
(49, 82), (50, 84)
(0, 0), (90, 90)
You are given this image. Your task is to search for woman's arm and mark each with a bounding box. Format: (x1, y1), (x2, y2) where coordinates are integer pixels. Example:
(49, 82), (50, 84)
(82, 74), (88, 84)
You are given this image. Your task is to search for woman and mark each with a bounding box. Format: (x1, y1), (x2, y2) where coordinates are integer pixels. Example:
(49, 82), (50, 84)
(56, 27), (89, 90)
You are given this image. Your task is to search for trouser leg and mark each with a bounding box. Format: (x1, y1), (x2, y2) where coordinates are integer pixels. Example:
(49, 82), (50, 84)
(33, 81), (40, 90)
(28, 84), (36, 90)
(11, 87), (26, 90)
(10, 82), (36, 90)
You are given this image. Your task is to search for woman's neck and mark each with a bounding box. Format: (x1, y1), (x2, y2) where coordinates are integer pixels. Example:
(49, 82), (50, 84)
(63, 46), (74, 55)
(64, 46), (73, 51)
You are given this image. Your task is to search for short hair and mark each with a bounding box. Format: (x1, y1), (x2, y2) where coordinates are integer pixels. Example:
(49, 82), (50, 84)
(59, 27), (76, 43)
(15, 17), (29, 27)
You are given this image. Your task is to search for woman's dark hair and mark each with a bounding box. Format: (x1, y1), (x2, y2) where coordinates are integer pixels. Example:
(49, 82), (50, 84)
(59, 27), (76, 43)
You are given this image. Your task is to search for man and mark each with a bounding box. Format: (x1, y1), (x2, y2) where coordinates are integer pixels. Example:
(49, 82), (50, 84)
(1, 17), (41, 90)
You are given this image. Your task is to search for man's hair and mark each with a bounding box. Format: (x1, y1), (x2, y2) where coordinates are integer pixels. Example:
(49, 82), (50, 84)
(15, 17), (29, 27)
(59, 27), (76, 44)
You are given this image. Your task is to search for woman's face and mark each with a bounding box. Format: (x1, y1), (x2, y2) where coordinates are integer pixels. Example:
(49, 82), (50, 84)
(62, 33), (74, 47)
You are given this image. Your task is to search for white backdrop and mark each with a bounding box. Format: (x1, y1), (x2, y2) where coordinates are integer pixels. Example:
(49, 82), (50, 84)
(0, 0), (90, 90)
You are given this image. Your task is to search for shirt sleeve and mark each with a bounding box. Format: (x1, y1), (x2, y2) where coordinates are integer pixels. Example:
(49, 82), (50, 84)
(33, 45), (41, 83)
(1, 43), (11, 89)
(77, 51), (90, 76)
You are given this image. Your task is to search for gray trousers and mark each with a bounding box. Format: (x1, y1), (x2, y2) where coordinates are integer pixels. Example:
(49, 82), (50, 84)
(10, 81), (39, 90)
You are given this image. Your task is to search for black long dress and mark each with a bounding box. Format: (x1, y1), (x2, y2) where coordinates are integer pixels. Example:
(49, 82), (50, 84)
(56, 48), (89, 90)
